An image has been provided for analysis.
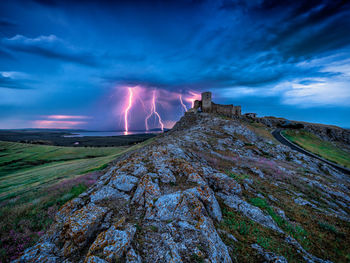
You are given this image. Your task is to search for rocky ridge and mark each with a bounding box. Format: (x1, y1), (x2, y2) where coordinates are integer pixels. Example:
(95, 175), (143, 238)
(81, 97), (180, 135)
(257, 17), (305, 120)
(15, 113), (350, 262)
(257, 117), (350, 145)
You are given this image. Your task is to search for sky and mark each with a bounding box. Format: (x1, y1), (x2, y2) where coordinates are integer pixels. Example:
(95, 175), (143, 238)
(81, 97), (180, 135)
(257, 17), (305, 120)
(1, 0), (350, 131)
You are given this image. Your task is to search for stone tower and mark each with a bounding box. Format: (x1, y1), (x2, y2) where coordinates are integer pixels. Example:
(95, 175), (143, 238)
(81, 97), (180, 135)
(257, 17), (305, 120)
(201, 92), (212, 113)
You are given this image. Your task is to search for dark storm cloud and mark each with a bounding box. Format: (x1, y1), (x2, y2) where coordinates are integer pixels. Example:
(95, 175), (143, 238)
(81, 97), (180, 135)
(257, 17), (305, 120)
(0, 48), (14, 59)
(31, 0), (57, 6)
(31, 0), (205, 7)
(2, 35), (98, 66)
(0, 18), (17, 27)
(101, 74), (192, 90)
(257, 0), (350, 59)
(268, 1), (350, 59)
(0, 74), (32, 90)
(219, 0), (350, 60)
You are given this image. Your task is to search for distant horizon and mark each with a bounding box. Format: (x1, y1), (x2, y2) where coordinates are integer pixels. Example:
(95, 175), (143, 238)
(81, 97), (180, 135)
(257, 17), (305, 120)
(0, 128), (168, 132)
(1, 117), (349, 131)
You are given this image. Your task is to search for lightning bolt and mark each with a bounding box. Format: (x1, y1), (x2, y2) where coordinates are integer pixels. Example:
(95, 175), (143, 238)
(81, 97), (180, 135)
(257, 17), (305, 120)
(145, 90), (164, 131)
(186, 91), (201, 108)
(179, 94), (188, 112)
(124, 87), (133, 135)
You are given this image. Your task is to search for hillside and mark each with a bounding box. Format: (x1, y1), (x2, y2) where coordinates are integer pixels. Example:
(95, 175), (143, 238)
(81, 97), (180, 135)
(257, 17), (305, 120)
(0, 140), (154, 261)
(257, 117), (350, 145)
(0, 141), (126, 202)
(282, 129), (350, 169)
(15, 113), (350, 263)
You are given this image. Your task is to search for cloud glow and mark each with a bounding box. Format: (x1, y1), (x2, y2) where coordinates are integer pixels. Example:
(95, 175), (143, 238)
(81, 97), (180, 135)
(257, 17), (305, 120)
(33, 115), (90, 129)
(33, 120), (87, 129)
(45, 115), (91, 120)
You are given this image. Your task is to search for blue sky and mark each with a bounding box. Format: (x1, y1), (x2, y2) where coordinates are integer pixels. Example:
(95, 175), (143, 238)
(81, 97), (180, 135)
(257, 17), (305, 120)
(1, 0), (350, 130)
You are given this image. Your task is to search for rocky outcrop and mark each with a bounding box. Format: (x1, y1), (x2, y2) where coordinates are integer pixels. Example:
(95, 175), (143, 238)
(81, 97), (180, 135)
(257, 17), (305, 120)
(303, 124), (350, 145)
(258, 117), (350, 144)
(15, 113), (349, 262)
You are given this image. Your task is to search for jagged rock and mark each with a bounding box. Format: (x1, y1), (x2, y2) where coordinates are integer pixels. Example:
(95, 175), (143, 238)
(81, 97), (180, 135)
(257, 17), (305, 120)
(109, 173), (139, 192)
(141, 217), (232, 263)
(61, 203), (107, 256)
(204, 172), (242, 195)
(145, 190), (205, 221)
(165, 143), (188, 159)
(155, 162), (176, 183)
(285, 236), (333, 263)
(185, 185), (222, 221)
(251, 244), (288, 263)
(131, 174), (161, 208)
(86, 221), (136, 262)
(196, 216), (232, 263)
(13, 242), (59, 263)
(268, 194), (278, 202)
(85, 256), (107, 263)
(132, 163), (148, 177)
(218, 229), (238, 242)
(90, 186), (130, 203)
(294, 197), (312, 206)
(55, 198), (84, 224)
(126, 248), (142, 263)
(61, 203), (108, 257)
(218, 193), (283, 233)
(250, 167), (265, 179)
(187, 172), (207, 186)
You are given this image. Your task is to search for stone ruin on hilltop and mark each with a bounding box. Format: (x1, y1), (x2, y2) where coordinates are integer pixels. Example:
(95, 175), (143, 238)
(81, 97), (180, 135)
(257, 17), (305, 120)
(191, 91), (242, 117)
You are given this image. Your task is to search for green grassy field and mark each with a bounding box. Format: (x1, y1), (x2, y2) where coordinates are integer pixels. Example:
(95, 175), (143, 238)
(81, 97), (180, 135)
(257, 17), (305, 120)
(0, 141), (131, 201)
(0, 139), (153, 261)
(282, 129), (350, 168)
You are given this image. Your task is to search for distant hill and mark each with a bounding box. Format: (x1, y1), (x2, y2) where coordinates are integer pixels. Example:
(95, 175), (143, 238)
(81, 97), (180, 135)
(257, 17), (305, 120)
(0, 130), (157, 147)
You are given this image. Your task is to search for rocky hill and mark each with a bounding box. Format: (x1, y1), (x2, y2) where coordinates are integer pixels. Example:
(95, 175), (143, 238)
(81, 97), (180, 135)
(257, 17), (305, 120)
(15, 113), (350, 263)
(257, 117), (350, 145)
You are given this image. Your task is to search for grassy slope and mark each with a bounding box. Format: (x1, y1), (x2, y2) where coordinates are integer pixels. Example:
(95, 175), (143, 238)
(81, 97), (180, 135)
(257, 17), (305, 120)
(282, 129), (350, 168)
(0, 138), (154, 262)
(0, 141), (124, 176)
(0, 141), (127, 201)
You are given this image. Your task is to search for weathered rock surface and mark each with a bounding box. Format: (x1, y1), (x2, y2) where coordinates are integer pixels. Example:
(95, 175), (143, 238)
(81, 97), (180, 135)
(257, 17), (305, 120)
(251, 243), (288, 263)
(15, 113), (349, 262)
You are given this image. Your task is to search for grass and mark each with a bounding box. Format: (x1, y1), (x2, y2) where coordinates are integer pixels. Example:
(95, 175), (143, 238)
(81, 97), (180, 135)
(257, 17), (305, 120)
(249, 197), (309, 249)
(282, 129), (350, 168)
(226, 171), (250, 183)
(190, 253), (205, 263)
(218, 202), (303, 263)
(0, 140), (124, 177)
(0, 139), (153, 202)
(245, 121), (276, 142)
(0, 174), (96, 262)
(0, 138), (154, 262)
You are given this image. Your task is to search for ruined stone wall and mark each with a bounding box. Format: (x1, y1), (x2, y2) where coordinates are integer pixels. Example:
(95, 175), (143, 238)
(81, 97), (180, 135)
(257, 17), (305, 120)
(201, 92), (212, 113)
(193, 100), (201, 109)
(211, 103), (242, 117)
(212, 103), (233, 117)
(192, 92), (242, 117)
(233, 106), (241, 116)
